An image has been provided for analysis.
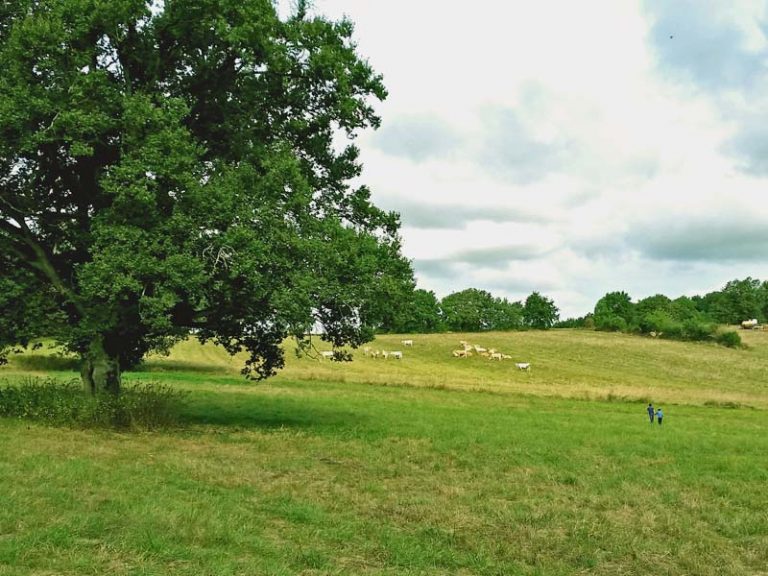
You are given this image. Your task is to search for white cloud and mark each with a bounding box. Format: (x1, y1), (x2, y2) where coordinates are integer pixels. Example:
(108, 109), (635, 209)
(289, 0), (768, 317)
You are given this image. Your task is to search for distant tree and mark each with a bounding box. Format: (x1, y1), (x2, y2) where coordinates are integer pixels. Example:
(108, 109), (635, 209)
(491, 297), (524, 330)
(669, 296), (700, 322)
(635, 294), (672, 318)
(719, 278), (764, 324)
(522, 291), (559, 329)
(762, 280), (768, 320)
(441, 288), (497, 332)
(0, 0), (412, 393)
(439, 289), (525, 332)
(696, 278), (765, 325)
(593, 291), (634, 331)
(554, 315), (591, 328)
(635, 294), (672, 333)
(696, 291), (726, 322)
(379, 288), (444, 333)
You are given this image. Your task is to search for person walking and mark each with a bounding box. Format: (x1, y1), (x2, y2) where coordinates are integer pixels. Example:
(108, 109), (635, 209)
(647, 403), (655, 424)
(656, 407), (663, 426)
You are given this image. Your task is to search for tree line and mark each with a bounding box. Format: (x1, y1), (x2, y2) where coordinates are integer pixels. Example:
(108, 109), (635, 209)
(381, 277), (768, 347)
(379, 288), (559, 333)
(581, 277), (768, 346)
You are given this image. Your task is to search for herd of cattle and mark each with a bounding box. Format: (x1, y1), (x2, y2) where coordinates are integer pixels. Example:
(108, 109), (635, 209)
(452, 340), (531, 370)
(321, 338), (531, 370)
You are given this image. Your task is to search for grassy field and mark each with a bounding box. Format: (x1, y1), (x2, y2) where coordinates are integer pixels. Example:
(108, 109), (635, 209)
(1, 329), (767, 575)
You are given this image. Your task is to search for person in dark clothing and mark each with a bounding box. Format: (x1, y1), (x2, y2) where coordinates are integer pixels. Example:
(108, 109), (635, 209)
(656, 407), (663, 426)
(647, 403), (655, 424)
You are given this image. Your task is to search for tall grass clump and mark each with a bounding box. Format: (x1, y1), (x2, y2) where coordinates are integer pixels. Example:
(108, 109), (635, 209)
(0, 377), (186, 430)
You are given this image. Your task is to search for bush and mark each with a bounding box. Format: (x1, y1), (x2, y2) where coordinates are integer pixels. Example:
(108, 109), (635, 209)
(715, 331), (742, 348)
(681, 319), (715, 342)
(594, 315), (627, 332)
(0, 378), (186, 430)
(639, 310), (677, 335)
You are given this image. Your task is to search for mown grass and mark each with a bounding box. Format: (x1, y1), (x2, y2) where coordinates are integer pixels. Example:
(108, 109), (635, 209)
(1, 329), (767, 574)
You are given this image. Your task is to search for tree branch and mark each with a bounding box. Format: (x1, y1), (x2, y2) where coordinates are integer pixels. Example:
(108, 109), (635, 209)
(1, 217), (85, 315)
(0, 193), (28, 217)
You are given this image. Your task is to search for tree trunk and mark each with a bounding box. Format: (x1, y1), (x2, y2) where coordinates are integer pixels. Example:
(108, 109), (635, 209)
(81, 337), (121, 396)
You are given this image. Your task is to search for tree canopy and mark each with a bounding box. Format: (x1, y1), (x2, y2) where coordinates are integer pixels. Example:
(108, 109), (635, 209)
(593, 291), (634, 332)
(440, 288), (523, 332)
(523, 291), (559, 329)
(379, 288), (444, 334)
(0, 0), (413, 392)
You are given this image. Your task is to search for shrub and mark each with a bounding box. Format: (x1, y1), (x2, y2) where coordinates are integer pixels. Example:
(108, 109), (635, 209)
(715, 331), (742, 348)
(595, 315), (627, 332)
(681, 319), (715, 342)
(0, 378), (186, 430)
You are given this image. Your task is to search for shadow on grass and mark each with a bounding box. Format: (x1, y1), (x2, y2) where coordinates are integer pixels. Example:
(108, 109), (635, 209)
(180, 390), (368, 433)
(11, 354), (81, 372)
(139, 359), (235, 374)
(10, 354), (233, 378)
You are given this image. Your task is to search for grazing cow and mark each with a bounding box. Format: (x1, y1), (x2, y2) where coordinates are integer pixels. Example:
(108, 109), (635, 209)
(742, 319), (759, 329)
(363, 346), (371, 356)
(489, 352), (502, 361)
(515, 362), (531, 371)
(320, 351), (334, 359)
(501, 354), (512, 359)
(452, 349), (468, 358)
(401, 339), (414, 347)
(389, 351), (403, 359)
(474, 345), (487, 353)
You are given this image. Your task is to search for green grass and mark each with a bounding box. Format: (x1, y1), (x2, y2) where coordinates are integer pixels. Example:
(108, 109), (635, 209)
(1, 329), (767, 574)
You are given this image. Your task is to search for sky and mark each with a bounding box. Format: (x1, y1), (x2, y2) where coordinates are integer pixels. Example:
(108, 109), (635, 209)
(284, 0), (768, 318)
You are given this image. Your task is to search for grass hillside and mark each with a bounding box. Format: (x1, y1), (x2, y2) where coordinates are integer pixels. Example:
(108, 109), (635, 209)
(7, 328), (767, 408)
(1, 329), (767, 575)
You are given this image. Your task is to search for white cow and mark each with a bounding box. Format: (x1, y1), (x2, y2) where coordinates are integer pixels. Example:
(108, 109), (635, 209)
(389, 351), (403, 359)
(400, 339), (414, 347)
(742, 319), (759, 329)
(489, 352), (502, 361)
(515, 362), (531, 371)
(320, 351), (335, 359)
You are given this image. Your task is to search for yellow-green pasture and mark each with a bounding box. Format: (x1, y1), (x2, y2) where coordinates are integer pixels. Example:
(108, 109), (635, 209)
(1, 329), (767, 575)
(11, 328), (765, 408)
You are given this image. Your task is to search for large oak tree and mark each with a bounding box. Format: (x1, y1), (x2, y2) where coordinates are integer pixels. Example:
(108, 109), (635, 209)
(0, 0), (413, 393)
